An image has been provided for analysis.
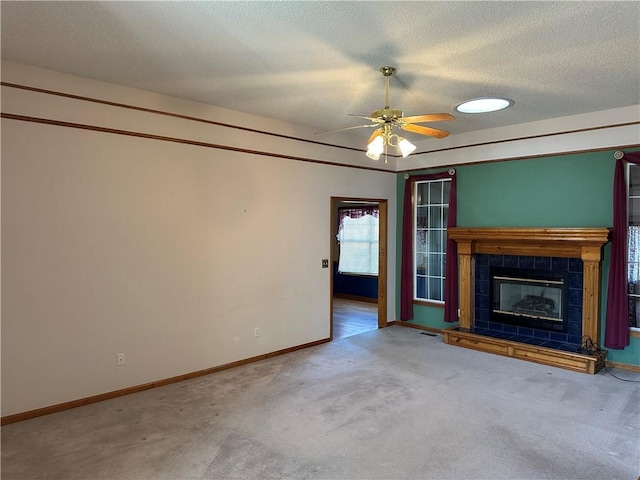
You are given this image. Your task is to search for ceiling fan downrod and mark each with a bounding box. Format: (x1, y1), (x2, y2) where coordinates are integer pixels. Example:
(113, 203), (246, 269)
(372, 66), (402, 121)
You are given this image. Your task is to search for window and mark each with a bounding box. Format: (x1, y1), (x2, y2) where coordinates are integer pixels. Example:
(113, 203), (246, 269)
(627, 164), (640, 329)
(414, 179), (451, 302)
(336, 207), (379, 275)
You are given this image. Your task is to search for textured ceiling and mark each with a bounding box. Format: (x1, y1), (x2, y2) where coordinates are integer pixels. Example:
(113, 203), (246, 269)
(1, 1), (639, 147)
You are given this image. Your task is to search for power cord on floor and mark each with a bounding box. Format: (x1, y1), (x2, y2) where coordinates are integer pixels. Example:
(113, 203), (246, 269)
(580, 336), (640, 383)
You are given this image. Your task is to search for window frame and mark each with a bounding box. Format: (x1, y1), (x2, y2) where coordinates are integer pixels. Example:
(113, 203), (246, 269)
(413, 178), (451, 306)
(626, 163), (640, 333)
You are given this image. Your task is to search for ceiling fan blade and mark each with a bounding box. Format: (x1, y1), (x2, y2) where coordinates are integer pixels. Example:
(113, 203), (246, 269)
(314, 124), (379, 135)
(401, 113), (455, 124)
(347, 114), (385, 123)
(401, 123), (450, 139)
(367, 128), (383, 144)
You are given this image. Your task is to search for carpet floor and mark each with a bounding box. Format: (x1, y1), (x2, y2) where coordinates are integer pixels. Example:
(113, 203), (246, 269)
(2, 326), (639, 479)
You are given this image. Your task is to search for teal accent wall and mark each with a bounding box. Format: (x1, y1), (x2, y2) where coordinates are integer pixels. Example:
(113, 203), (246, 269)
(457, 153), (613, 227)
(396, 150), (640, 367)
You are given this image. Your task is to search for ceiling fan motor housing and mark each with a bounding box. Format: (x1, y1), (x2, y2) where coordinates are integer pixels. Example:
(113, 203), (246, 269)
(371, 108), (403, 122)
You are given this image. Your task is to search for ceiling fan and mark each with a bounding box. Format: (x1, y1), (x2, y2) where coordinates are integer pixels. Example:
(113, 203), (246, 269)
(320, 66), (454, 162)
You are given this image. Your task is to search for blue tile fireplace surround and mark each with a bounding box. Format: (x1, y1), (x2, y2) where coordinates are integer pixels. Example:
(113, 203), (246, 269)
(474, 254), (583, 353)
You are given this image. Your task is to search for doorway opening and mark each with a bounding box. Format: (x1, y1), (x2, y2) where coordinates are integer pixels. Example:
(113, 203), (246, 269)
(330, 197), (388, 340)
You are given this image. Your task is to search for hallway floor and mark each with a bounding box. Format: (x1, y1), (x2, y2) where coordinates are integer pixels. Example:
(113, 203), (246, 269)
(332, 296), (377, 340)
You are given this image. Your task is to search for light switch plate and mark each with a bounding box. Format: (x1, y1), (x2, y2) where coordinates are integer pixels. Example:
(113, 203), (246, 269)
(322, 259), (329, 268)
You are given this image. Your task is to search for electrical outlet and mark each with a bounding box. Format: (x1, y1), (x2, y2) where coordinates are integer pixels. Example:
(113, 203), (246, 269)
(254, 327), (260, 337)
(322, 259), (329, 268)
(116, 353), (125, 366)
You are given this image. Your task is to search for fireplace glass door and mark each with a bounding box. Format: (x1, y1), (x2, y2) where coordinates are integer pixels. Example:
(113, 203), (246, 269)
(491, 270), (567, 332)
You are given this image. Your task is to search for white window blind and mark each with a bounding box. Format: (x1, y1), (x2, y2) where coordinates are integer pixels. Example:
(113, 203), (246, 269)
(337, 214), (379, 275)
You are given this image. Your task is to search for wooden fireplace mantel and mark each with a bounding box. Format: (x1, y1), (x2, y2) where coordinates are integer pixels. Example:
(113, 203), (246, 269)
(445, 227), (611, 373)
(447, 227), (611, 259)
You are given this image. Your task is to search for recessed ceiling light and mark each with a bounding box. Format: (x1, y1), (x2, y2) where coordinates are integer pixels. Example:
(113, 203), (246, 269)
(456, 98), (513, 114)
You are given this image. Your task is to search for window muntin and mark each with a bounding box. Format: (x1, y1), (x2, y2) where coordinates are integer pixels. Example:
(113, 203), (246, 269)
(627, 164), (640, 329)
(414, 179), (450, 302)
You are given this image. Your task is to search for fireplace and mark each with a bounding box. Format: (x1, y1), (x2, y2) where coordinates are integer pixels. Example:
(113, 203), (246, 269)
(444, 227), (610, 374)
(490, 267), (568, 333)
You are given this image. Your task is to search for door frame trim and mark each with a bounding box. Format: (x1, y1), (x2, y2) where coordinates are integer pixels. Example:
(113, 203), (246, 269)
(330, 197), (388, 340)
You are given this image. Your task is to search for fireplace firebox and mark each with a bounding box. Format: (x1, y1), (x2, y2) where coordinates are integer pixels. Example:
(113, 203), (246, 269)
(490, 267), (568, 333)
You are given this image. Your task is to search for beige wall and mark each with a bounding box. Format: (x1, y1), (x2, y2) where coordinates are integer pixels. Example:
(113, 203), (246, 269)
(1, 62), (397, 416)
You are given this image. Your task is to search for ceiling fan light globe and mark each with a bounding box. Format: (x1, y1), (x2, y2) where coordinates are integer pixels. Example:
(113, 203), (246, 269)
(398, 138), (417, 157)
(366, 135), (385, 158)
